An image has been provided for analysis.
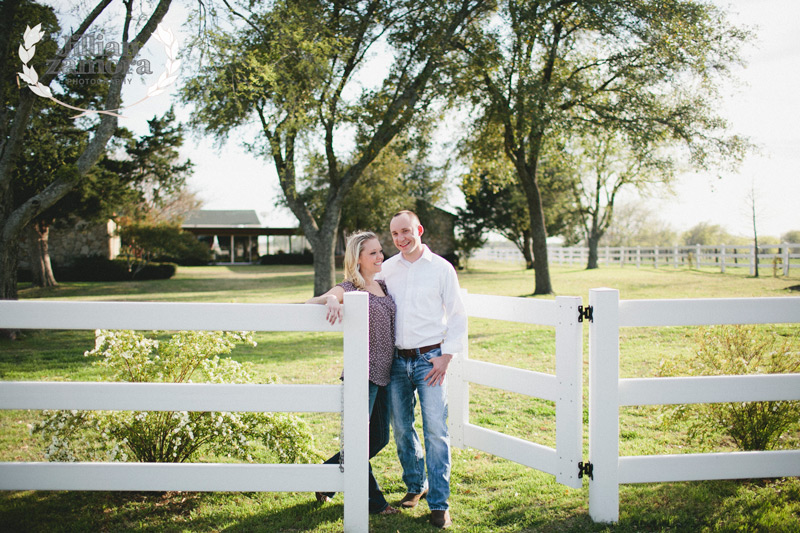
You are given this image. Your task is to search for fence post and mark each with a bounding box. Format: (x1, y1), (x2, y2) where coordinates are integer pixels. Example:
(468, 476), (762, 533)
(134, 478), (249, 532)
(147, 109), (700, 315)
(720, 244), (726, 274)
(448, 289), (469, 449)
(783, 244), (790, 277)
(555, 296), (583, 489)
(636, 246), (641, 269)
(589, 288), (620, 523)
(342, 292), (369, 532)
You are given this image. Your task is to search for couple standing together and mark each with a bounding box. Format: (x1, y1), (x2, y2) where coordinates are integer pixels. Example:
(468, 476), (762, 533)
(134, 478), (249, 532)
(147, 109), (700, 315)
(307, 210), (467, 529)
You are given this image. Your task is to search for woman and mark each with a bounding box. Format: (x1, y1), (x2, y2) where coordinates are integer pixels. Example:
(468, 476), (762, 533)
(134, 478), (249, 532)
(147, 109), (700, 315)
(306, 231), (399, 515)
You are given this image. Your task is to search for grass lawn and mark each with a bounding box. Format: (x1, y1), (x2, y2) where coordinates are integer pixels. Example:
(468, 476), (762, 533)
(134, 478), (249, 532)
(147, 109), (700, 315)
(1, 262), (798, 532)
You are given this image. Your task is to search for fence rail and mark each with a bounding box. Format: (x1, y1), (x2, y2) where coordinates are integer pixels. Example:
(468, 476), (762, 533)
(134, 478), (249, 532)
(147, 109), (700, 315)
(475, 243), (800, 275)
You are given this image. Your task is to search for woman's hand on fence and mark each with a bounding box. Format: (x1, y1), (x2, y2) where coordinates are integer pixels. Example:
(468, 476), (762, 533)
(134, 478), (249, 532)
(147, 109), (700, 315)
(325, 295), (343, 324)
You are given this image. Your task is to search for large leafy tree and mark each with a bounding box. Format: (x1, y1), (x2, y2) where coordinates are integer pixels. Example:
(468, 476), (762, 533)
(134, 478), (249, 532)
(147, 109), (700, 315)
(457, 0), (749, 294)
(458, 121), (579, 268)
(181, 0), (488, 295)
(0, 0), (175, 301)
(296, 131), (447, 247)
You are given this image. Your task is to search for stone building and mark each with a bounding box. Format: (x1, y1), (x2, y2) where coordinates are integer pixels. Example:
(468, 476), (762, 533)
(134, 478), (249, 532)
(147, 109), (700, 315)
(46, 218), (121, 265)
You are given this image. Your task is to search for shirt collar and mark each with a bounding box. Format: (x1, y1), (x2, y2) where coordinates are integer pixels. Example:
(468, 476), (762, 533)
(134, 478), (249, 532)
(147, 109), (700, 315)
(398, 244), (433, 265)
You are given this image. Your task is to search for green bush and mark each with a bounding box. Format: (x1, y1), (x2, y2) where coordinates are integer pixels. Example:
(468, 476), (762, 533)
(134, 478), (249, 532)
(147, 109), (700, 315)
(31, 330), (321, 464)
(658, 325), (800, 451)
(258, 250), (314, 265)
(120, 224), (212, 266)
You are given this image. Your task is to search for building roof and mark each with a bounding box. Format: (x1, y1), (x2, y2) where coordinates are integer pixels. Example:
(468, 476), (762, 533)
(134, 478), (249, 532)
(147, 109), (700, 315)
(182, 210), (262, 228)
(181, 210), (302, 236)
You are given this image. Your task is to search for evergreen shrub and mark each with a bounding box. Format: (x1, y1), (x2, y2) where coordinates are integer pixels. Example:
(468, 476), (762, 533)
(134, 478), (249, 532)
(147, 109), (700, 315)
(658, 325), (800, 451)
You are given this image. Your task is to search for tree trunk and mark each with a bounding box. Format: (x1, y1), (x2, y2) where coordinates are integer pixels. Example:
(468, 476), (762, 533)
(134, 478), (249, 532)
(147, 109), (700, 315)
(586, 233), (600, 270)
(0, 234), (19, 301)
(26, 220), (57, 288)
(521, 169), (553, 294)
(310, 229), (337, 297)
(521, 230), (534, 269)
(0, 187), (19, 301)
(0, 190), (20, 338)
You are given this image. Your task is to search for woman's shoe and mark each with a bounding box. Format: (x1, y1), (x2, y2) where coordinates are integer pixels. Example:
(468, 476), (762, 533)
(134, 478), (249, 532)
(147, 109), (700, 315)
(315, 492), (332, 503)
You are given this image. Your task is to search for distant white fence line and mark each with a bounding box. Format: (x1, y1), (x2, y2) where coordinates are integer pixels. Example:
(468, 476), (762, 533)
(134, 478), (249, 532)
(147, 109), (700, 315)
(1, 290), (800, 528)
(475, 243), (800, 275)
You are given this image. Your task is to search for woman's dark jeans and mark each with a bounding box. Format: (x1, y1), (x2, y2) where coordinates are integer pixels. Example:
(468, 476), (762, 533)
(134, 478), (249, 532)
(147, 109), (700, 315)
(321, 381), (391, 514)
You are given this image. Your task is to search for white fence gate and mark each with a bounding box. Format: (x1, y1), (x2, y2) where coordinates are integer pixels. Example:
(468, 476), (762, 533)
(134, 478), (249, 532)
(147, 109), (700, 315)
(0, 293), (371, 532)
(452, 292), (585, 489)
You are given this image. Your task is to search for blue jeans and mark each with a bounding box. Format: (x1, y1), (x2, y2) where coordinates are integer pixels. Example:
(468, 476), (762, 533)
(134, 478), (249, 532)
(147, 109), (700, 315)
(388, 347), (450, 511)
(322, 381), (391, 514)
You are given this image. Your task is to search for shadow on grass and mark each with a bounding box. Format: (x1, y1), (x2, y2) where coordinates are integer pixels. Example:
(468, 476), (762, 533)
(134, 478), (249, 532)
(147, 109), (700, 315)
(1, 478), (798, 532)
(19, 273), (315, 301)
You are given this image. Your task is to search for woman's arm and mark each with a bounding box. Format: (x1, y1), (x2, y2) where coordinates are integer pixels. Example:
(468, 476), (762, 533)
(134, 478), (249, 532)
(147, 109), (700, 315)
(306, 286), (345, 324)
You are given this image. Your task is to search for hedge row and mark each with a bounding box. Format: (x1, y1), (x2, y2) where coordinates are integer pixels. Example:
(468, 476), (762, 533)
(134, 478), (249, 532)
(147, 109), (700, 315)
(20, 256), (176, 282)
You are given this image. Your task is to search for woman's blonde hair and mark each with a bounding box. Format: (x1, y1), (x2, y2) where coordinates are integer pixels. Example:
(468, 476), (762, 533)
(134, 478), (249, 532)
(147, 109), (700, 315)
(343, 231), (378, 290)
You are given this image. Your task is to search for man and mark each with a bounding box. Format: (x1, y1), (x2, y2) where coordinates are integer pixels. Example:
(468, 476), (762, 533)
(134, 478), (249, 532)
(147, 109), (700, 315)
(379, 210), (467, 529)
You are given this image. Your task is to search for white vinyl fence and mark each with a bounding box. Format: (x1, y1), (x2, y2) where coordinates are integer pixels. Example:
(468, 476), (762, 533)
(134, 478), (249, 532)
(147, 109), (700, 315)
(0, 294), (371, 532)
(478, 243), (800, 275)
(2, 290), (799, 527)
(588, 289), (800, 522)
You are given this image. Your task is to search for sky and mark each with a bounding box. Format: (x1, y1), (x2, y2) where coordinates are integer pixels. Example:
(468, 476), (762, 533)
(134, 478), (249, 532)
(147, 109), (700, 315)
(116, 0), (798, 238)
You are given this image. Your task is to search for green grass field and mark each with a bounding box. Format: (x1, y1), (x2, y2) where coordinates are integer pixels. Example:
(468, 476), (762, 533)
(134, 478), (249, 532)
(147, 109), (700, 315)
(1, 262), (798, 532)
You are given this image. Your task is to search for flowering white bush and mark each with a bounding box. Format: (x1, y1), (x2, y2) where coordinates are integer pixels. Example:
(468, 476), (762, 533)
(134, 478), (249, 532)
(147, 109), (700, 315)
(31, 330), (321, 463)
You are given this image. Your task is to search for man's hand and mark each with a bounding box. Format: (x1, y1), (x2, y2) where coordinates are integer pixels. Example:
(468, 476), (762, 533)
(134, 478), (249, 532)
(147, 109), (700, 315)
(424, 353), (453, 386)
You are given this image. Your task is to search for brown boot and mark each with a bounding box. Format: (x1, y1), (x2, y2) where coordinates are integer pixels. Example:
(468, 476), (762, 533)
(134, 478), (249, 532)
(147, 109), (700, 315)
(398, 488), (428, 508)
(430, 510), (452, 528)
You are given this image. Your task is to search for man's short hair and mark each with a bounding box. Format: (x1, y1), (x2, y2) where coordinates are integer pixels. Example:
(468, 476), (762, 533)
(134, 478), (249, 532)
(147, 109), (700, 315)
(392, 210), (421, 226)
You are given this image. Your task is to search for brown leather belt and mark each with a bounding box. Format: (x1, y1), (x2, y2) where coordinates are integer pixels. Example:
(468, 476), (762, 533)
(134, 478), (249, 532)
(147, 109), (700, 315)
(397, 343), (441, 358)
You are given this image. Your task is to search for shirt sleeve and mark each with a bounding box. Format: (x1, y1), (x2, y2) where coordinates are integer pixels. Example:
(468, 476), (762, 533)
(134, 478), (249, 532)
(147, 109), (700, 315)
(440, 263), (467, 357)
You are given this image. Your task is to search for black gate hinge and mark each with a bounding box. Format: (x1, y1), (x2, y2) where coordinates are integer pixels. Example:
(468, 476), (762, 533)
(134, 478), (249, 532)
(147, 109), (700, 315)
(578, 461), (593, 480)
(578, 305), (593, 323)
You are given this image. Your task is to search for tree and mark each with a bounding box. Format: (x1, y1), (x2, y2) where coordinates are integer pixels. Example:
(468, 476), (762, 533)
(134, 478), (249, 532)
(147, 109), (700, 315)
(0, 0), (176, 301)
(19, 107), (193, 288)
(682, 222), (735, 246)
(457, 0), (750, 294)
(600, 203), (678, 248)
(781, 230), (800, 244)
(295, 131), (446, 249)
(181, 0), (488, 295)
(111, 108), (195, 224)
(458, 171), (533, 268)
(568, 130), (671, 269)
(457, 121), (579, 269)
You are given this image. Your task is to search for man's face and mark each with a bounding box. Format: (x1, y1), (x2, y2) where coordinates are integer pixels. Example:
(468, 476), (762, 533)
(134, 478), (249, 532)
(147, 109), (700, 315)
(390, 213), (423, 259)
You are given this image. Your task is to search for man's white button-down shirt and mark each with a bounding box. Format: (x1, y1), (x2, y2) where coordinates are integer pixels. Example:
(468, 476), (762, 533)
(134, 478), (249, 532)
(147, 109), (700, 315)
(379, 245), (467, 356)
